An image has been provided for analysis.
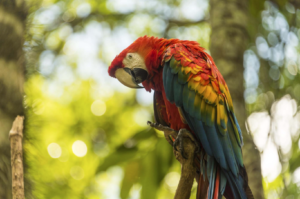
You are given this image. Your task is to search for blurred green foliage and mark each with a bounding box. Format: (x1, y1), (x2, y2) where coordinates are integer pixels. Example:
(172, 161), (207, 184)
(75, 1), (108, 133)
(24, 0), (208, 198)
(25, 74), (187, 199)
(23, 0), (300, 198)
(244, 1), (300, 198)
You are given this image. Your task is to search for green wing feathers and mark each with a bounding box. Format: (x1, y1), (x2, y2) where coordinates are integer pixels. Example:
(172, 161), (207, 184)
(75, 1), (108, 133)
(163, 44), (242, 147)
(162, 42), (247, 199)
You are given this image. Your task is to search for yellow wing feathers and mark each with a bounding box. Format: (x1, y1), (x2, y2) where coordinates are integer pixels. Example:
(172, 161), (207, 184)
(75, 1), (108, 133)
(164, 43), (237, 137)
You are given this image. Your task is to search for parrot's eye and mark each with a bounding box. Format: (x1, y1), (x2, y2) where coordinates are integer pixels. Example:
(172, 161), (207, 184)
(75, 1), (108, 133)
(128, 54), (133, 59)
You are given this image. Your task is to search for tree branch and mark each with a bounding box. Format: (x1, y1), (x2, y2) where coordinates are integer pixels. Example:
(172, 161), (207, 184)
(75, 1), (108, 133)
(168, 19), (208, 26)
(173, 137), (197, 199)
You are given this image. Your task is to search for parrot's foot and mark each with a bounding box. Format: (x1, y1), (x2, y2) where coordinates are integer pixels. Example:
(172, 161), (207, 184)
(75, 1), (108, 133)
(173, 129), (200, 159)
(147, 121), (177, 145)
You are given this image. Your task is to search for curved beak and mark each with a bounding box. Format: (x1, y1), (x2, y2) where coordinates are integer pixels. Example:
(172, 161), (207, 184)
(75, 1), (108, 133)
(115, 68), (148, 89)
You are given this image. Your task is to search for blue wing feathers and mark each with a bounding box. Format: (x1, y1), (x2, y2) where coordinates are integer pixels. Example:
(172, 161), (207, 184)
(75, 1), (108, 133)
(227, 119), (244, 166)
(232, 112), (243, 145)
(188, 90), (196, 116)
(207, 156), (216, 199)
(164, 64), (175, 102)
(219, 129), (239, 176)
(200, 99), (206, 123)
(194, 94), (202, 120)
(205, 105), (214, 126)
(203, 124), (228, 170)
(163, 59), (247, 198)
(183, 84), (190, 112)
(163, 62), (168, 92)
(173, 76), (183, 106)
(183, 113), (213, 156)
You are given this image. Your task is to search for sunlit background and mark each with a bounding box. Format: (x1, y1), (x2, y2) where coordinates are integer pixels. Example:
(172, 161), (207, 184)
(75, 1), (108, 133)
(23, 0), (300, 198)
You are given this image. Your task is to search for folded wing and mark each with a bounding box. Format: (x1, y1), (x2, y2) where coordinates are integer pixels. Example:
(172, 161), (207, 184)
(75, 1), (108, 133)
(162, 43), (244, 177)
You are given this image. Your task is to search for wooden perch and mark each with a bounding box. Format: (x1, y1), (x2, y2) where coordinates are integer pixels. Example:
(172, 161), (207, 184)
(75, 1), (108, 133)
(173, 136), (197, 199)
(147, 122), (207, 198)
(9, 116), (25, 199)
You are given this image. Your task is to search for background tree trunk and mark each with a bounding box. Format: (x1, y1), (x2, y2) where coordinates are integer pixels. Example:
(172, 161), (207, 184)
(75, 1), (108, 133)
(209, 0), (264, 198)
(0, 1), (27, 198)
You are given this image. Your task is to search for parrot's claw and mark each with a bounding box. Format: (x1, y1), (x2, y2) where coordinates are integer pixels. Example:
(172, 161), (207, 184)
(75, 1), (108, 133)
(173, 128), (200, 159)
(147, 121), (178, 145)
(147, 121), (173, 131)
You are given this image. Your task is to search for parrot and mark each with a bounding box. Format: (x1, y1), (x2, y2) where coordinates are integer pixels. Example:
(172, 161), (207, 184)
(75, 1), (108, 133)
(108, 36), (253, 199)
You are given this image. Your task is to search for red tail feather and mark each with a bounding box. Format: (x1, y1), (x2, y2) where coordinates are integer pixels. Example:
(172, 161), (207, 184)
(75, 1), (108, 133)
(197, 173), (209, 199)
(213, 167), (220, 199)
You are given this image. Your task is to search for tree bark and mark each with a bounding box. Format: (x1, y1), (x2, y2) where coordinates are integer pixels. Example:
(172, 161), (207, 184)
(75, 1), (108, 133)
(0, 1), (27, 198)
(209, 0), (264, 198)
(9, 116), (25, 199)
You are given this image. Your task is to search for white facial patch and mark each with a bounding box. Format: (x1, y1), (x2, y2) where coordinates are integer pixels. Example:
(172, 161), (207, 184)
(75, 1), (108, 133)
(122, 53), (148, 72)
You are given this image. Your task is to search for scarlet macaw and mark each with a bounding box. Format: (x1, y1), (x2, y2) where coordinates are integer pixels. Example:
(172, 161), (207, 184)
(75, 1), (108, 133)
(108, 36), (253, 199)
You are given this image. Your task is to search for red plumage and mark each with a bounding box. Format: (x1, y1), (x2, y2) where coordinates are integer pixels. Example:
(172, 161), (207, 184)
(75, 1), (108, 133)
(108, 36), (195, 130)
(109, 36), (251, 199)
(108, 36), (211, 131)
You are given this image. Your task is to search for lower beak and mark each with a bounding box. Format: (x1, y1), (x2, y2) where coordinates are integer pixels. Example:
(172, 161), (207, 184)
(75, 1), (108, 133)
(115, 68), (143, 88)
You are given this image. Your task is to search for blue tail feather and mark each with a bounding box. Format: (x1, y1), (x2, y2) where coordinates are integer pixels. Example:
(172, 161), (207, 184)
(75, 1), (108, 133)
(222, 169), (247, 199)
(207, 156), (216, 199)
(220, 170), (227, 195)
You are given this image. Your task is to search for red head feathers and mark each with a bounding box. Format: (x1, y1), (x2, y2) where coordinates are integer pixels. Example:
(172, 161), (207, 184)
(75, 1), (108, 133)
(108, 36), (183, 78)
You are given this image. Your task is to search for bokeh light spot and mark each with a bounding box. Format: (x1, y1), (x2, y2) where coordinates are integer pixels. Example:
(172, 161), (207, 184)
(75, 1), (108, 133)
(133, 109), (151, 127)
(164, 172), (180, 187)
(91, 100), (106, 116)
(136, 89), (153, 106)
(293, 167), (300, 186)
(269, 68), (280, 80)
(59, 25), (73, 40)
(72, 140), (87, 157)
(76, 3), (91, 18)
(47, 143), (62, 158)
(267, 32), (279, 46)
(287, 61), (298, 76)
(70, 166), (84, 180)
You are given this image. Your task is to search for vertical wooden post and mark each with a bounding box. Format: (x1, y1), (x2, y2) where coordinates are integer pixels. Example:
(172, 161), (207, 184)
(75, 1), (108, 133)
(9, 116), (25, 199)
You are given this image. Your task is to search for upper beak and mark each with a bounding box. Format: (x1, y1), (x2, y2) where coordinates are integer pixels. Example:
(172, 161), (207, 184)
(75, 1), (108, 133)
(115, 67), (148, 89)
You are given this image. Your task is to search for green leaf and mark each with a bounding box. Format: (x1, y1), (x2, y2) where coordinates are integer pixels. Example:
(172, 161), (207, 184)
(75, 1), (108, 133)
(140, 137), (174, 199)
(131, 128), (156, 141)
(96, 128), (156, 173)
(96, 148), (138, 172)
(120, 161), (140, 199)
(140, 149), (159, 199)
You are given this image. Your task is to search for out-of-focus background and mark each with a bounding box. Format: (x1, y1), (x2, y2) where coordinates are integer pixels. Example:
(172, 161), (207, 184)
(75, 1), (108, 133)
(1, 0), (300, 198)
